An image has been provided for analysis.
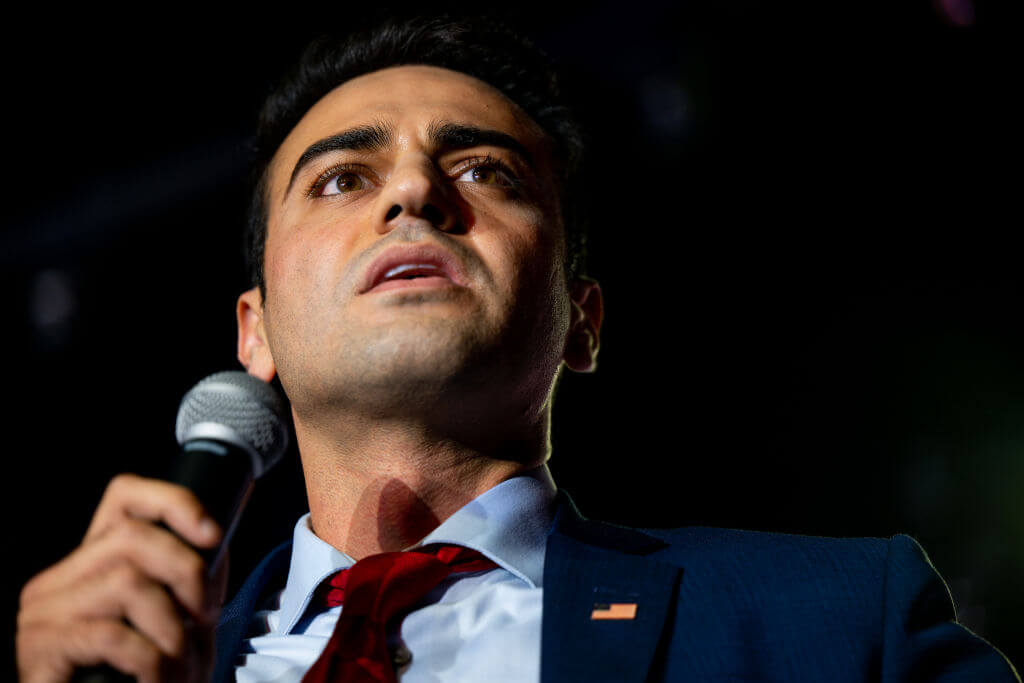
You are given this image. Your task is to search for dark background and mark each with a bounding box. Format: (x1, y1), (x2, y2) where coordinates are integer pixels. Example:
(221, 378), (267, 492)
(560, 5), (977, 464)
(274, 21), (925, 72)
(4, 0), (1021, 675)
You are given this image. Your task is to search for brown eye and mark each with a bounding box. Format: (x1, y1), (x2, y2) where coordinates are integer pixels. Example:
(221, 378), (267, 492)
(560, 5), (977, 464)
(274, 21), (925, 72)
(321, 172), (364, 195)
(455, 158), (520, 190)
(470, 166), (498, 184)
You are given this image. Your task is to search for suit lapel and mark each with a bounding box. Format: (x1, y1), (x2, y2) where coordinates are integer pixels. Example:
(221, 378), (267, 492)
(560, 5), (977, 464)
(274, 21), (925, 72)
(541, 491), (682, 683)
(213, 540), (293, 683)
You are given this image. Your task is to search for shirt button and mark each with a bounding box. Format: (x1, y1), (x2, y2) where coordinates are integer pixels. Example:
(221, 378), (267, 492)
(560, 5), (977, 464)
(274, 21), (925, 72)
(392, 645), (413, 669)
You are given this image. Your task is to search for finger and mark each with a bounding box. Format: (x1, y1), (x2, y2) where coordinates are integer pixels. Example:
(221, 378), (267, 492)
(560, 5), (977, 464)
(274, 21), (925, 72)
(86, 474), (221, 549)
(28, 519), (213, 620)
(20, 563), (187, 658)
(18, 619), (163, 683)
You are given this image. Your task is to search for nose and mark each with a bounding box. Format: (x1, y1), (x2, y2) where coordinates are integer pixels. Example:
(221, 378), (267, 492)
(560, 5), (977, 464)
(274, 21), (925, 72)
(375, 158), (460, 234)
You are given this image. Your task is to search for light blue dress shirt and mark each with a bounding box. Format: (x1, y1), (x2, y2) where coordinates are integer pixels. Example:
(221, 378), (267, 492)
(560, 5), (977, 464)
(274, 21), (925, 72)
(235, 465), (557, 682)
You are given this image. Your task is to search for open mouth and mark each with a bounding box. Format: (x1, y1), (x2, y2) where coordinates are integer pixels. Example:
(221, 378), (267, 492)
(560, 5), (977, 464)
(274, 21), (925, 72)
(360, 245), (468, 294)
(382, 263), (448, 281)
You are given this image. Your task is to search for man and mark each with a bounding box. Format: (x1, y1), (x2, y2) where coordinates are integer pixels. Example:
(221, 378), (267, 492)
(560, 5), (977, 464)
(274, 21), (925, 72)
(16, 14), (1019, 683)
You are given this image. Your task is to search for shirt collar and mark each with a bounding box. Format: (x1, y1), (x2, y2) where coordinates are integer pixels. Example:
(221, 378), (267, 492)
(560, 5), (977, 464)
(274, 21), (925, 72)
(275, 464), (557, 634)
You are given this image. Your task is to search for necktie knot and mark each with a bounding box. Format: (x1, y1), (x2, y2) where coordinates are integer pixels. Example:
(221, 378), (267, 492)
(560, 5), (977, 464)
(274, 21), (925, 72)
(319, 544), (497, 608)
(304, 544), (499, 682)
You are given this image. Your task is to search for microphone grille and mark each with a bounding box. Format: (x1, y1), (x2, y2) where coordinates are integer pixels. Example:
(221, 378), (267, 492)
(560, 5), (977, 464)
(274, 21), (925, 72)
(175, 371), (289, 478)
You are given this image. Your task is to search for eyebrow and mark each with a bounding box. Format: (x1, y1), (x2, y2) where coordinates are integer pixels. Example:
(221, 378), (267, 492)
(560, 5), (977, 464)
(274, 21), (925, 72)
(286, 121), (394, 195)
(285, 119), (535, 199)
(426, 121), (535, 169)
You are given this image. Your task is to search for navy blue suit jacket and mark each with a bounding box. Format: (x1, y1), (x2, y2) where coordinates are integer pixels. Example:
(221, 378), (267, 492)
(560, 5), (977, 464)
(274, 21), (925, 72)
(215, 490), (1019, 681)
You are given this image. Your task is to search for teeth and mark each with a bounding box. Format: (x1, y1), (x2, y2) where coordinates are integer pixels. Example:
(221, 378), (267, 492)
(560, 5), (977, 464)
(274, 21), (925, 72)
(383, 263), (441, 279)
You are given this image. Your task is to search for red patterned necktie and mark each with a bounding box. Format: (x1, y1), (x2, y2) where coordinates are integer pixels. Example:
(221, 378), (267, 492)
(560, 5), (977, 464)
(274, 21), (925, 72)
(302, 544), (499, 683)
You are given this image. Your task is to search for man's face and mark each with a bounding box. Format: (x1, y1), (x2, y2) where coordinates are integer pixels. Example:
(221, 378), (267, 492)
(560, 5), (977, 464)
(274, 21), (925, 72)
(238, 65), (595, 422)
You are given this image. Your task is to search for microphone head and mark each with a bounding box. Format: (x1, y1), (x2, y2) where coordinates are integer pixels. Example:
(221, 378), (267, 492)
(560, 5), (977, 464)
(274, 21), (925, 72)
(175, 371), (289, 478)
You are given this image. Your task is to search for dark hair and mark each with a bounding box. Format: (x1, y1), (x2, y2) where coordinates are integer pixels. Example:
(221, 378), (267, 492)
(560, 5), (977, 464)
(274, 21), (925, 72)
(244, 13), (587, 298)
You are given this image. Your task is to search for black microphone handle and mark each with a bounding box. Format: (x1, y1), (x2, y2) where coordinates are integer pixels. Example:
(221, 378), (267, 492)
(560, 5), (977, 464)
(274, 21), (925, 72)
(168, 438), (257, 570)
(71, 439), (256, 683)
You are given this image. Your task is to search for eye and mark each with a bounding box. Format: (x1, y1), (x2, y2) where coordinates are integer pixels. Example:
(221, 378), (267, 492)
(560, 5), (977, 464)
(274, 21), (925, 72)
(318, 171), (366, 196)
(455, 156), (520, 189)
(460, 165), (500, 185)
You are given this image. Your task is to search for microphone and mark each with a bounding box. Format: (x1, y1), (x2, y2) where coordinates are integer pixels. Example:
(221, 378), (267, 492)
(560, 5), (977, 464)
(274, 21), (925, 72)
(171, 370), (290, 570)
(72, 371), (289, 683)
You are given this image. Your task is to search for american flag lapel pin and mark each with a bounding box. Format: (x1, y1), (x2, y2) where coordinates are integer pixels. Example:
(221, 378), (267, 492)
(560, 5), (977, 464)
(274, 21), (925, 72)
(590, 602), (638, 620)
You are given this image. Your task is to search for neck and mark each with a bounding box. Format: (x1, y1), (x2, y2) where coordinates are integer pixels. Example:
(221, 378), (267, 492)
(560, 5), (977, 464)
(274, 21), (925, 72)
(295, 408), (551, 560)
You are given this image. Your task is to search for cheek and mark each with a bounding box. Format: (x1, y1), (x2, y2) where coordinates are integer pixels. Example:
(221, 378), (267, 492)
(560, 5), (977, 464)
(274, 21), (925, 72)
(475, 204), (564, 285)
(473, 206), (570, 343)
(264, 207), (364, 302)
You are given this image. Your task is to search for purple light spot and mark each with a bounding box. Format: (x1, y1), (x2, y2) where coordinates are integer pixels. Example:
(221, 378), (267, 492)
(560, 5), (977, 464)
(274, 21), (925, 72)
(935, 0), (975, 27)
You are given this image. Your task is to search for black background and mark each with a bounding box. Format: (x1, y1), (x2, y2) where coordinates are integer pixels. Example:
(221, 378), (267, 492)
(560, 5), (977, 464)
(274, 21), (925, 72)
(4, 0), (1021, 674)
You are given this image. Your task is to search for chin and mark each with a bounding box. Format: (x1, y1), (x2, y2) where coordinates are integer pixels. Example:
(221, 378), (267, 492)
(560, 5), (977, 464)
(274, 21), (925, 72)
(302, 325), (498, 407)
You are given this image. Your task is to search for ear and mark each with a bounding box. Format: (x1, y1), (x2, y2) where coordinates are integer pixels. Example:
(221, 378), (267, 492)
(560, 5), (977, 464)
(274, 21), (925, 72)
(562, 277), (603, 373)
(236, 287), (277, 382)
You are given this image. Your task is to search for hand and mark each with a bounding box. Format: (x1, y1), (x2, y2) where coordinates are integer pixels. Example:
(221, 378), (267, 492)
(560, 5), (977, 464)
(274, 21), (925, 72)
(16, 474), (228, 683)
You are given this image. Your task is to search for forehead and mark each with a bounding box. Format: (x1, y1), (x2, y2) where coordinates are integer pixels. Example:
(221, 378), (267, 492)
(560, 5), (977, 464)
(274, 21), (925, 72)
(270, 65), (551, 190)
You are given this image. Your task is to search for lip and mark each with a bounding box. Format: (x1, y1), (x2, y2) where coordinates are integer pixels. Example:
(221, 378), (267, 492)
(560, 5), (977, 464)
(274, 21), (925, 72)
(358, 244), (469, 294)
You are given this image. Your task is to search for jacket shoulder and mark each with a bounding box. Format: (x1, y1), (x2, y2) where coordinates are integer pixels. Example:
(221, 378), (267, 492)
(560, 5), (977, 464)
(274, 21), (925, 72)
(639, 524), (893, 576)
(629, 526), (1019, 682)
